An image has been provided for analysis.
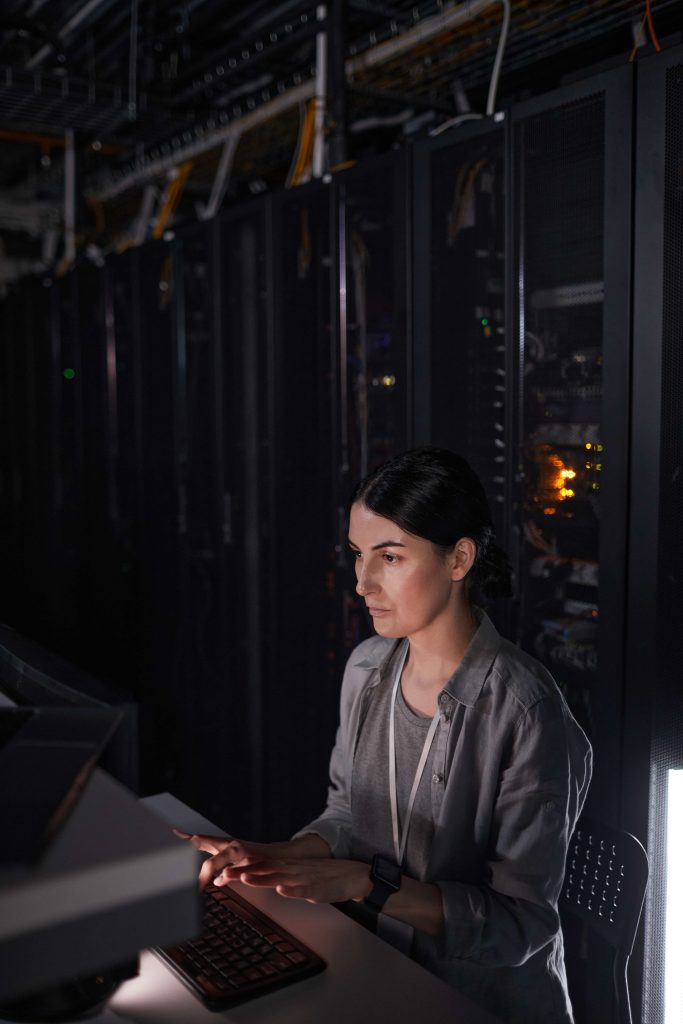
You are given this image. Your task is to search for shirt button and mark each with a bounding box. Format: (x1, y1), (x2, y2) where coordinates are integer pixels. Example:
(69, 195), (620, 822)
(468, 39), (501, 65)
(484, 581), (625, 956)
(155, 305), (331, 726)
(432, 772), (443, 784)
(440, 710), (450, 723)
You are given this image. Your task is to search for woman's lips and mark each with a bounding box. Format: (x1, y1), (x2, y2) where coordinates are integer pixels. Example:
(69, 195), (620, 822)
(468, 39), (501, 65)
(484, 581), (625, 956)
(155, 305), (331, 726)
(367, 606), (390, 616)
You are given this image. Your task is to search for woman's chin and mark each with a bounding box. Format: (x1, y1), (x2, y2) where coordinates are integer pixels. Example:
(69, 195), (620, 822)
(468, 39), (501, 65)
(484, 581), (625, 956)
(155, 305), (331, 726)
(371, 618), (401, 638)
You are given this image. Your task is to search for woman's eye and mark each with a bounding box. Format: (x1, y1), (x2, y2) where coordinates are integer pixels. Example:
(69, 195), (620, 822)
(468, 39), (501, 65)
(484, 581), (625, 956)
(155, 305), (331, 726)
(352, 550), (362, 560)
(383, 553), (399, 564)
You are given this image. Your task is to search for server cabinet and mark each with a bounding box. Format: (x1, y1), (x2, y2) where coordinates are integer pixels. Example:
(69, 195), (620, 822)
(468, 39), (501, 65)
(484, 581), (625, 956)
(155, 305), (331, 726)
(416, 68), (633, 1024)
(0, 286), (35, 629)
(261, 183), (337, 838)
(131, 238), (188, 794)
(102, 249), (146, 688)
(333, 152), (412, 655)
(167, 218), (249, 828)
(627, 44), (683, 1024)
(77, 261), (122, 674)
(38, 272), (86, 655)
(511, 68), (633, 1024)
(510, 67), (632, 817)
(413, 120), (507, 624)
(214, 202), (271, 838)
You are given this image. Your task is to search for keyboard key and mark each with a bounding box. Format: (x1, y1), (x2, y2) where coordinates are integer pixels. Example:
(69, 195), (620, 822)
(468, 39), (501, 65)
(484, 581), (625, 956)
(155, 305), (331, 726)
(267, 954), (293, 972)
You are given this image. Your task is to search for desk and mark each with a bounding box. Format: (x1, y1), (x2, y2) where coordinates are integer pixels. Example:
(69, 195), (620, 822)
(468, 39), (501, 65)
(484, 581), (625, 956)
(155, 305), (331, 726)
(108, 793), (501, 1024)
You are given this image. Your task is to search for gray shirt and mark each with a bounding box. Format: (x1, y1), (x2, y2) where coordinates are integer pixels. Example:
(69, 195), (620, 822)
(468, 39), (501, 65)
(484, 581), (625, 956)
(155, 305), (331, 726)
(295, 610), (592, 1024)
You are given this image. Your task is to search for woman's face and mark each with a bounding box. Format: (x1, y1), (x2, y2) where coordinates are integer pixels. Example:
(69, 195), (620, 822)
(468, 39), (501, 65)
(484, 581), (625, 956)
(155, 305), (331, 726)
(348, 502), (469, 641)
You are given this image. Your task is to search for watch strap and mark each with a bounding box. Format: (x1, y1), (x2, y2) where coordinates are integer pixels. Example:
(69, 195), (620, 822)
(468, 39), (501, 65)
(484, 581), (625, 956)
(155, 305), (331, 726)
(365, 854), (401, 912)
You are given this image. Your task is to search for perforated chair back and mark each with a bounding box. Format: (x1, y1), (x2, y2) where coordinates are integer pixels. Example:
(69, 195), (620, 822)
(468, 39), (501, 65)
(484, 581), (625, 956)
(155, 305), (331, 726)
(560, 816), (648, 1024)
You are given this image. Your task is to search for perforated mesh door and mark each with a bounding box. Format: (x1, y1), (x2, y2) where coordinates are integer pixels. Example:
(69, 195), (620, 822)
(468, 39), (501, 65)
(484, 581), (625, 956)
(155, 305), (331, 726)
(515, 93), (606, 742)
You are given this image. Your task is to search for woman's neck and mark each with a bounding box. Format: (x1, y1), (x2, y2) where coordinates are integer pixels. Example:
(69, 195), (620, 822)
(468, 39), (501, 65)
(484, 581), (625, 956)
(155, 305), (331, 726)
(401, 606), (478, 714)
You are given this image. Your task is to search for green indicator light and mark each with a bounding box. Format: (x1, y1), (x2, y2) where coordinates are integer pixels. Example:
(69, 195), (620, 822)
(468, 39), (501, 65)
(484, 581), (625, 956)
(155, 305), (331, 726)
(481, 318), (489, 326)
(63, 368), (76, 380)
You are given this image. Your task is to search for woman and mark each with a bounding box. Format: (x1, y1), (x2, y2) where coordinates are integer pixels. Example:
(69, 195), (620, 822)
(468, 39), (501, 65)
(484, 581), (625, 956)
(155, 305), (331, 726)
(179, 447), (592, 1024)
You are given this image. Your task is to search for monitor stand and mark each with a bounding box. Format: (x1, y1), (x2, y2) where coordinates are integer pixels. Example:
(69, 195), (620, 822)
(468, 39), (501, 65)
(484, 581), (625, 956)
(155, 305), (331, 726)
(0, 958), (137, 1022)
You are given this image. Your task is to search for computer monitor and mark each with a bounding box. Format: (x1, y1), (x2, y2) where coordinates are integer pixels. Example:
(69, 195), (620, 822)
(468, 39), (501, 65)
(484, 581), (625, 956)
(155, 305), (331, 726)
(0, 623), (138, 792)
(0, 626), (199, 1022)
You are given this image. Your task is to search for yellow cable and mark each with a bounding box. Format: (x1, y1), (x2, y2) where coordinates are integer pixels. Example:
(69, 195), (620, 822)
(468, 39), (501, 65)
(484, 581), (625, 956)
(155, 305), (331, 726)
(152, 160), (193, 239)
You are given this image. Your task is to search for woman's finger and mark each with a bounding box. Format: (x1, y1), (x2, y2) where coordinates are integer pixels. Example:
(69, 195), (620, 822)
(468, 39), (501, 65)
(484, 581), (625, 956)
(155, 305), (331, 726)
(175, 832), (230, 855)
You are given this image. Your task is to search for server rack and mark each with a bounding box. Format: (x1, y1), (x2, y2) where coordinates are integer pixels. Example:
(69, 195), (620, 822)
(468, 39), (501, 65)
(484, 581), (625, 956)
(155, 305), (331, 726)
(510, 68), (633, 1024)
(77, 260), (121, 675)
(414, 65), (634, 1023)
(131, 238), (188, 795)
(170, 219), (235, 822)
(627, 43), (683, 1024)
(102, 248), (146, 691)
(215, 201), (271, 838)
(41, 272), (85, 656)
(260, 181), (338, 838)
(332, 151), (412, 657)
(0, 287), (31, 627)
(509, 66), (633, 819)
(413, 118), (507, 626)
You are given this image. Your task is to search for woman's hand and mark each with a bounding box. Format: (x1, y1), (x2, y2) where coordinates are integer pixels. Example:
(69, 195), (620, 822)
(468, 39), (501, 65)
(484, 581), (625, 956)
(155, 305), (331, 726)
(218, 853), (445, 936)
(217, 856), (373, 905)
(173, 831), (331, 890)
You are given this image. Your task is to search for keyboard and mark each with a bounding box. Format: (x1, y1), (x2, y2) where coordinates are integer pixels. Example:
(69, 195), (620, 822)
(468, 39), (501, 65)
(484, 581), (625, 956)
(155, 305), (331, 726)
(153, 884), (326, 1010)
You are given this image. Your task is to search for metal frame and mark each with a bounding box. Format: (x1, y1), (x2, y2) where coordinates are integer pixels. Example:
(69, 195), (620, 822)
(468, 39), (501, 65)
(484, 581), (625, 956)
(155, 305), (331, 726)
(626, 41), (683, 1024)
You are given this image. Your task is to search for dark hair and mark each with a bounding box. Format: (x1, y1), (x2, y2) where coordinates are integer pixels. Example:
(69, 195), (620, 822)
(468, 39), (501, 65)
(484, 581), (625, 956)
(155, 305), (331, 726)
(350, 446), (512, 602)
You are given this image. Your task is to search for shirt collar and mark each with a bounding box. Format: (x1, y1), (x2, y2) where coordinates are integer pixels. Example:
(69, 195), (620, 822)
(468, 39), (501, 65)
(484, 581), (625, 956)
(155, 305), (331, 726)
(441, 608), (502, 708)
(352, 608), (502, 708)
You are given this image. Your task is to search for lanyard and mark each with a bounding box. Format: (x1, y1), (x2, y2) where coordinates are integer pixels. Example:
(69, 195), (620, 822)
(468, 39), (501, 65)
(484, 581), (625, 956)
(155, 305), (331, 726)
(389, 644), (441, 867)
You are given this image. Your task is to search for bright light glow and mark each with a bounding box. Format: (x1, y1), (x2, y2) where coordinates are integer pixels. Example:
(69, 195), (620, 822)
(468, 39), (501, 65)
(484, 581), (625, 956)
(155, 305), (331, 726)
(665, 769), (683, 1024)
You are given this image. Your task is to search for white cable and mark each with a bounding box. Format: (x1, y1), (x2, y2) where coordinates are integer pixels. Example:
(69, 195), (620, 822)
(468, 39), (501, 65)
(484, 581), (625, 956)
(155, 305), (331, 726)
(429, 112), (483, 137)
(128, 0), (139, 121)
(351, 108), (415, 133)
(486, 0), (511, 117)
(312, 4), (327, 179)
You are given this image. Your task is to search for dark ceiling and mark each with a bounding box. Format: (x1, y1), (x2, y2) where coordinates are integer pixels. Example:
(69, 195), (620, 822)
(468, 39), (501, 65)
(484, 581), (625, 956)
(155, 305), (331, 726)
(0, 0), (680, 280)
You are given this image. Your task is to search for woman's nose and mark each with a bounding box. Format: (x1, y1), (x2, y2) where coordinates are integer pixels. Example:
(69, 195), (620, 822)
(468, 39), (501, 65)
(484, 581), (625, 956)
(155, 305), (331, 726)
(356, 565), (375, 596)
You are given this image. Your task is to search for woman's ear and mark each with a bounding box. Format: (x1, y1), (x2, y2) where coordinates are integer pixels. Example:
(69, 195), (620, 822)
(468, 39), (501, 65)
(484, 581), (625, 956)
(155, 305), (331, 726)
(450, 537), (477, 582)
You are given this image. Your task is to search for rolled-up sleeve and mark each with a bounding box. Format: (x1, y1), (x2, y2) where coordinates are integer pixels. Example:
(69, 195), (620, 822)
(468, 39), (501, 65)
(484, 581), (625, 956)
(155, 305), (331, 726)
(435, 698), (591, 967)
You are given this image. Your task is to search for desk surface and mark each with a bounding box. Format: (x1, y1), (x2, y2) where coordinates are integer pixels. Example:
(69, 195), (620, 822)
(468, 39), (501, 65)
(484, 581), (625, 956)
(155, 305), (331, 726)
(106, 793), (501, 1024)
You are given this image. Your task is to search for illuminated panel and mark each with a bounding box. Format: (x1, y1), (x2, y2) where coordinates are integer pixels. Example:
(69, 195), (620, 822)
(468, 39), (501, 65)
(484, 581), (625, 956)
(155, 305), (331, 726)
(665, 769), (683, 1024)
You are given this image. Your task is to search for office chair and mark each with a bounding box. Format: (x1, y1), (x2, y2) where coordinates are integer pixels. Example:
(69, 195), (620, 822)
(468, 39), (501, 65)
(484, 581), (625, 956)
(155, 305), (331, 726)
(560, 816), (649, 1024)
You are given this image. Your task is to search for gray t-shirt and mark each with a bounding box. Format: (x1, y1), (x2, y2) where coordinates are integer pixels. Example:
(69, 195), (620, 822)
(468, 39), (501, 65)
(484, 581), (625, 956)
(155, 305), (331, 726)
(349, 652), (446, 955)
(349, 667), (438, 881)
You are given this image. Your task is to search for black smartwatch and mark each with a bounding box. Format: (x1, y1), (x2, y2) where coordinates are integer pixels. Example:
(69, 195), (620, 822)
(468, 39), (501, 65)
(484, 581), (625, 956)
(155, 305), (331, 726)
(365, 854), (402, 912)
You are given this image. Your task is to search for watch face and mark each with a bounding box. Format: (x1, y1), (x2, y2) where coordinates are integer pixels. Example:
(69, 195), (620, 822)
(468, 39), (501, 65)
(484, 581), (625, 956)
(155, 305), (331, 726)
(373, 855), (401, 889)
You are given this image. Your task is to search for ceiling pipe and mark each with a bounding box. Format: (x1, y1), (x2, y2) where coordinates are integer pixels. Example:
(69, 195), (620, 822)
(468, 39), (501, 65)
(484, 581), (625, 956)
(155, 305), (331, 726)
(26, 0), (116, 69)
(345, 0), (497, 74)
